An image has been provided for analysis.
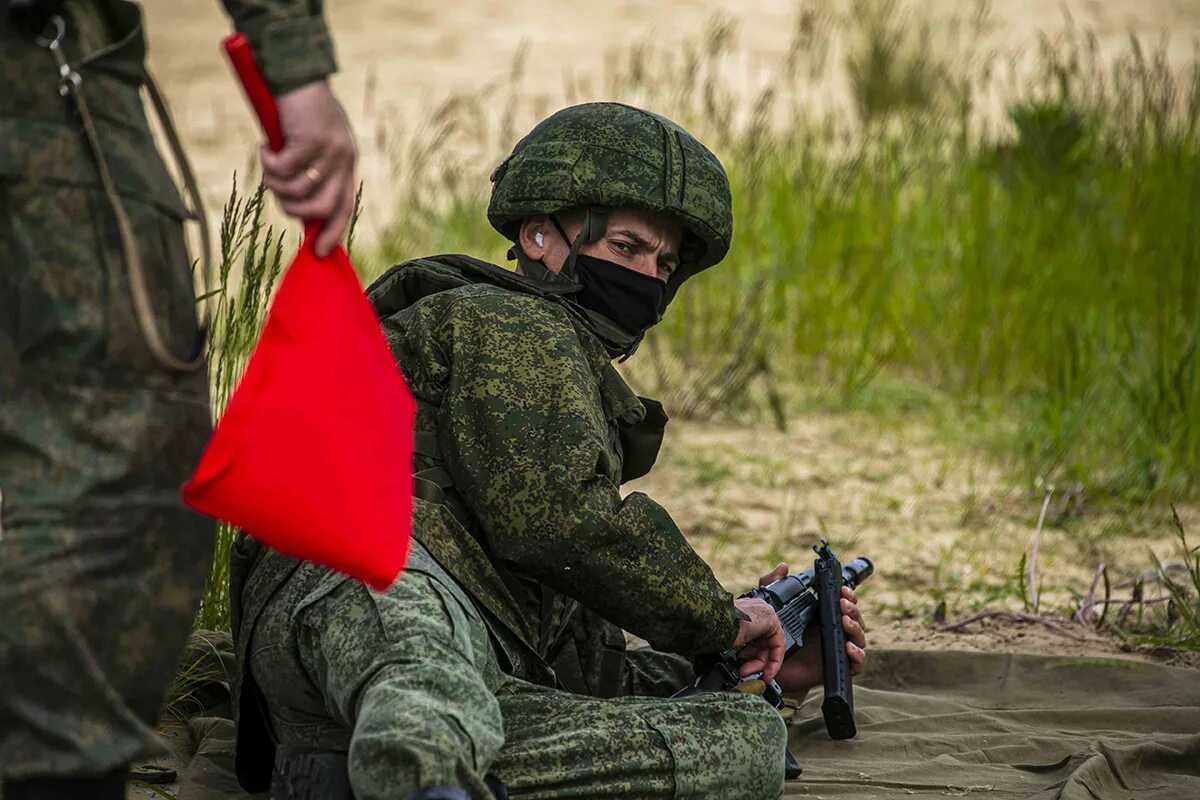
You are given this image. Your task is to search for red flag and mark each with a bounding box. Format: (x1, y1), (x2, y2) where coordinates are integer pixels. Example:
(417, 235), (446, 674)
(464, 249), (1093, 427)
(183, 35), (413, 590)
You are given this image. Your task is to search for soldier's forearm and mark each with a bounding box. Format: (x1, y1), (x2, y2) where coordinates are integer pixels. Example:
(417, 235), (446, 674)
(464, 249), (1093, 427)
(217, 0), (337, 95)
(495, 490), (741, 656)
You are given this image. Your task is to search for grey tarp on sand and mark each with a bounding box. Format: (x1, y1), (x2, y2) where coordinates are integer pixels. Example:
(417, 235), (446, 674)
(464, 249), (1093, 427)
(172, 634), (1200, 799)
(785, 649), (1200, 799)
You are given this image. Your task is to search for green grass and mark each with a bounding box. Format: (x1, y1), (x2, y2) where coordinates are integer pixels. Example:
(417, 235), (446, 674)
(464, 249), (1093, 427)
(1111, 508), (1200, 648)
(193, 180), (287, 631)
(365, 3), (1200, 504)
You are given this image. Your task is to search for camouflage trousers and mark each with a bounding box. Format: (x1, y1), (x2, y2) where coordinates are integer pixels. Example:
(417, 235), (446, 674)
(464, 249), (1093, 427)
(242, 535), (787, 799)
(492, 678), (787, 799)
(0, 147), (214, 779)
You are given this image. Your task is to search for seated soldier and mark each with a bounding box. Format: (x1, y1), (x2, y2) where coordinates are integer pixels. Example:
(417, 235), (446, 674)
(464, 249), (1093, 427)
(230, 102), (868, 800)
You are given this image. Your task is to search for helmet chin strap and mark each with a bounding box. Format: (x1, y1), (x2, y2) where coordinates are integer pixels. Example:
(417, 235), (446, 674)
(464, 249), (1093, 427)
(551, 207), (608, 280)
(512, 249), (575, 290)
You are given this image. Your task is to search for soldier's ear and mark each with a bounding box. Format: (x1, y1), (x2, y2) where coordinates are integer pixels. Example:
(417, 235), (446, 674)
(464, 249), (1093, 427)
(517, 216), (550, 261)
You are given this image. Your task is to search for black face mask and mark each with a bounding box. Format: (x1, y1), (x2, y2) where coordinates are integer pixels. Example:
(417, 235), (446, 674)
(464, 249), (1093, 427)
(573, 254), (667, 337)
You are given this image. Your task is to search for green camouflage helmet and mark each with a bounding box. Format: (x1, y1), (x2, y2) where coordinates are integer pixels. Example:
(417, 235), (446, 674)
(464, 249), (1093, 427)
(488, 102), (733, 293)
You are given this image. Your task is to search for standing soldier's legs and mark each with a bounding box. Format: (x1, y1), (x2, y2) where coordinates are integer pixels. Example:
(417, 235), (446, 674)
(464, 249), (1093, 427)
(0, 179), (213, 789)
(493, 681), (787, 799)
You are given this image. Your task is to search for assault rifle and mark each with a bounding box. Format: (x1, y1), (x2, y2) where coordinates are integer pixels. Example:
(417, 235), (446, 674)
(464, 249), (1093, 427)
(674, 541), (874, 779)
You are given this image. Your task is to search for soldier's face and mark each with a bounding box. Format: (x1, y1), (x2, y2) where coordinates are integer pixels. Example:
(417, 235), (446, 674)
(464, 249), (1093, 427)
(519, 209), (683, 283)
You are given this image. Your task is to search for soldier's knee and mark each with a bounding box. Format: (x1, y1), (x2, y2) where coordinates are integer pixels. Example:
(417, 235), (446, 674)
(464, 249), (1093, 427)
(656, 692), (787, 798)
(718, 693), (787, 800)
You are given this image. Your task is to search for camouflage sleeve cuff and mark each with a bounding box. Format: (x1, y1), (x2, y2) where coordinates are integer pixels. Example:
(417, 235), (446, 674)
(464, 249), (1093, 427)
(243, 15), (338, 96)
(723, 603), (749, 648)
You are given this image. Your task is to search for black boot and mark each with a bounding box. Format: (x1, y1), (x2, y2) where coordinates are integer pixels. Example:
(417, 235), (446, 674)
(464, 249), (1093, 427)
(485, 773), (509, 800)
(405, 789), (470, 800)
(3, 769), (126, 800)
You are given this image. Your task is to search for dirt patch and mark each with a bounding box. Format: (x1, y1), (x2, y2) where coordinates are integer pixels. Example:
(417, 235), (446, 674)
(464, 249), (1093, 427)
(872, 616), (1200, 669)
(628, 413), (1197, 661)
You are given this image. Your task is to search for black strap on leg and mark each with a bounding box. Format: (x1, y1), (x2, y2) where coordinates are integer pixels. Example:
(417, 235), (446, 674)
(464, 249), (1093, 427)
(784, 748), (803, 780)
(405, 789), (469, 800)
(270, 747), (352, 800)
(7, 0), (64, 33)
(485, 773), (509, 799)
(2, 769), (126, 800)
(400, 775), (505, 800)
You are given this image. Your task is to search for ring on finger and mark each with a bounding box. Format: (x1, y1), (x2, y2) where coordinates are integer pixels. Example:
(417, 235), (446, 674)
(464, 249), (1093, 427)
(305, 166), (322, 183)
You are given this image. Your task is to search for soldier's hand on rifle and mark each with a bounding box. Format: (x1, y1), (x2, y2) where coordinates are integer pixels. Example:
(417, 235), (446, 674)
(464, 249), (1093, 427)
(759, 563), (868, 693)
(260, 80), (357, 258)
(731, 598), (787, 683)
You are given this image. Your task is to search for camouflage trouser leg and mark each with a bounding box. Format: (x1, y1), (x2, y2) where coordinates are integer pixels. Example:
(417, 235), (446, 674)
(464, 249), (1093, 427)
(493, 680), (787, 799)
(0, 175), (214, 779)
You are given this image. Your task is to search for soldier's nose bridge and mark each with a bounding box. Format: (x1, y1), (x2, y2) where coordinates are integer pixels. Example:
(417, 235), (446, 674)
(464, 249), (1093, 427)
(632, 257), (659, 278)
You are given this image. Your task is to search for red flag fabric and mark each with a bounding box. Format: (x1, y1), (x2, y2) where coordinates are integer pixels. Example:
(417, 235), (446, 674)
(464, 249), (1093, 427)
(182, 36), (413, 590)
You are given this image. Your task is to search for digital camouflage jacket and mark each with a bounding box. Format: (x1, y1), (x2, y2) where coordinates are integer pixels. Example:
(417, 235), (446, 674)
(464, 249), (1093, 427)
(365, 255), (742, 694)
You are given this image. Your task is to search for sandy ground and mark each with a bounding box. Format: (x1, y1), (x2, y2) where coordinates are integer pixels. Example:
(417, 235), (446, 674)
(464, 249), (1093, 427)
(628, 413), (1198, 663)
(140, 0), (1200, 248)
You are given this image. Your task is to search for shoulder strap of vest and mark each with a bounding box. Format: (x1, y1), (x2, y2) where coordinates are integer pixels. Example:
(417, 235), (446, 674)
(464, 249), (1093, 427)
(366, 254), (588, 503)
(365, 254), (577, 319)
